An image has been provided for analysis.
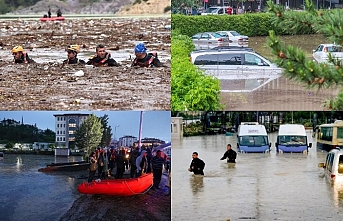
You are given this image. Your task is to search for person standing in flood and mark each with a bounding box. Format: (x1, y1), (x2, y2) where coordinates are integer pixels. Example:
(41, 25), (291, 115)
(48, 8), (51, 18)
(136, 150), (148, 177)
(220, 144), (237, 163)
(151, 150), (165, 189)
(188, 152), (205, 175)
(88, 152), (97, 183)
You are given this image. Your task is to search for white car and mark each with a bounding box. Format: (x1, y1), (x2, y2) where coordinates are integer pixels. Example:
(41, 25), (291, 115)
(201, 6), (229, 15)
(190, 48), (283, 92)
(312, 44), (343, 63)
(216, 31), (249, 45)
(318, 148), (343, 185)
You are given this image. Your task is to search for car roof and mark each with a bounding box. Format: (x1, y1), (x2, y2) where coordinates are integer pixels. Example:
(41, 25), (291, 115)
(319, 44), (342, 47)
(191, 46), (254, 54)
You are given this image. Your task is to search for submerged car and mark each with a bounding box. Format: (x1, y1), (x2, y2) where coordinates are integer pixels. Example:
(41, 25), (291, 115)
(318, 148), (343, 186)
(312, 44), (343, 63)
(216, 31), (249, 45)
(190, 47), (283, 92)
(191, 32), (230, 50)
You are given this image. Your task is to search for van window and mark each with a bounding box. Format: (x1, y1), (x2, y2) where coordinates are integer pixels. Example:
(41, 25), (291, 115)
(320, 127), (333, 141)
(218, 54), (241, 65)
(244, 54), (269, 66)
(194, 54), (218, 65)
(326, 153), (334, 172)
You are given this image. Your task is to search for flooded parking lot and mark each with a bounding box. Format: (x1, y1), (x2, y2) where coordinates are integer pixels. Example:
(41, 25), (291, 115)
(172, 132), (343, 220)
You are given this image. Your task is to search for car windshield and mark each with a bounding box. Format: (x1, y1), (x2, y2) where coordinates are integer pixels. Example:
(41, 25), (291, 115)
(205, 7), (219, 13)
(278, 135), (307, 146)
(327, 46), (343, 52)
(230, 31), (240, 36)
(239, 136), (268, 146)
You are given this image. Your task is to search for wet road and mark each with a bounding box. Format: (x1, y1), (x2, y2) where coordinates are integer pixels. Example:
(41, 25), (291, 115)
(172, 132), (343, 220)
(0, 154), (87, 221)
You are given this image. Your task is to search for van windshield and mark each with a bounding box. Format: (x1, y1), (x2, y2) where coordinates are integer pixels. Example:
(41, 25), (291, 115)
(277, 135), (307, 146)
(239, 136), (268, 146)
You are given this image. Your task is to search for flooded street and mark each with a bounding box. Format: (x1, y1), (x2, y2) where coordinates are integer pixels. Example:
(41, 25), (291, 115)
(172, 132), (343, 220)
(0, 154), (86, 221)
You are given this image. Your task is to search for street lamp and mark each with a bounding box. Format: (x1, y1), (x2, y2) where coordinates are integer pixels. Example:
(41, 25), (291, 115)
(114, 125), (120, 147)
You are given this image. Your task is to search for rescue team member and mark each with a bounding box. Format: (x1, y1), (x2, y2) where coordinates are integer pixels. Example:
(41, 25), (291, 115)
(131, 43), (162, 68)
(188, 152), (205, 176)
(63, 45), (86, 65)
(86, 44), (118, 67)
(12, 46), (35, 64)
(220, 144), (237, 163)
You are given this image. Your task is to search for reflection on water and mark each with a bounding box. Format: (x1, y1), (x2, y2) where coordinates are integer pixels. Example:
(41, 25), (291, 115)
(172, 132), (343, 220)
(0, 154), (86, 221)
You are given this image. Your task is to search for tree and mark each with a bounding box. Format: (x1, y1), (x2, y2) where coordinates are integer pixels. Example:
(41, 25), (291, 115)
(99, 114), (113, 148)
(5, 142), (13, 149)
(266, 0), (343, 110)
(74, 114), (103, 157)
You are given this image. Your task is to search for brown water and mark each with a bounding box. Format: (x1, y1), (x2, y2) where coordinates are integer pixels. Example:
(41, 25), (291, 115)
(172, 132), (343, 220)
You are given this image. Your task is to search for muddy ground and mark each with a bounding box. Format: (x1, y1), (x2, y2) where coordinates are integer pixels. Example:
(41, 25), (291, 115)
(0, 17), (171, 110)
(60, 172), (171, 221)
(221, 76), (340, 111)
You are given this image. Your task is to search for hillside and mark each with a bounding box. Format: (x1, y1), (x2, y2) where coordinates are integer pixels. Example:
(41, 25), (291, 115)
(9, 0), (170, 15)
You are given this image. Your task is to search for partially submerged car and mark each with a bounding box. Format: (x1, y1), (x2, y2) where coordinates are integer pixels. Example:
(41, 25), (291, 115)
(216, 31), (249, 45)
(312, 44), (343, 63)
(191, 32), (230, 50)
(318, 148), (343, 186)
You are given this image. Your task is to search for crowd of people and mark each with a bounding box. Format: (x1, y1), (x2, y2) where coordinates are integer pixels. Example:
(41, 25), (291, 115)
(11, 43), (162, 68)
(88, 146), (170, 191)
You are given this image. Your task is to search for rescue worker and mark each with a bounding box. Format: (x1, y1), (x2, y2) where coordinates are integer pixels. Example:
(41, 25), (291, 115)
(63, 45), (85, 65)
(48, 8), (51, 18)
(86, 44), (118, 67)
(131, 43), (162, 68)
(220, 144), (237, 163)
(12, 46), (35, 64)
(57, 8), (62, 17)
(188, 152), (205, 175)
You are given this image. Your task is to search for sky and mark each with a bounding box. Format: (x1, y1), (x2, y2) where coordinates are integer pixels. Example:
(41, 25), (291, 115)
(0, 111), (171, 142)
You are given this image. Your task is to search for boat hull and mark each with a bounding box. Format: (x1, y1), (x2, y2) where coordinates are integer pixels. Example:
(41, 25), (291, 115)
(78, 173), (153, 196)
(38, 162), (89, 172)
(40, 17), (65, 22)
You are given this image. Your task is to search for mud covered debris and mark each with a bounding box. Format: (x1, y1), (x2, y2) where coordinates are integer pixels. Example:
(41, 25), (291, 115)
(0, 18), (171, 110)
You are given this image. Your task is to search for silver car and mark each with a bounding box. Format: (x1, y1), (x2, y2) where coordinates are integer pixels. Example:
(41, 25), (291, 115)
(191, 32), (230, 50)
(217, 31), (249, 45)
(190, 48), (282, 92)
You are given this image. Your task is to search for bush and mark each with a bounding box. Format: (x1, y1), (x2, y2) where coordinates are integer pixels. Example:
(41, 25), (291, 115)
(171, 32), (224, 111)
(171, 13), (313, 37)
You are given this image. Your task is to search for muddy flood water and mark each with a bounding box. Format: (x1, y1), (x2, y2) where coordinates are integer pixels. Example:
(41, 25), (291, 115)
(217, 34), (340, 110)
(0, 17), (171, 110)
(172, 132), (343, 220)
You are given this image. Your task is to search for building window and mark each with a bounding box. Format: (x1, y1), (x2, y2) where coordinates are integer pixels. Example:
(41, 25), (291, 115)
(173, 123), (178, 133)
(64, 124), (65, 128)
(63, 137), (65, 141)
(57, 131), (59, 135)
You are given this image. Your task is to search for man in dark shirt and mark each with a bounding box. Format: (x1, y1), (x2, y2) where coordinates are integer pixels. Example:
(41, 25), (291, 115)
(188, 152), (205, 175)
(63, 45), (85, 65)
(220, 144), (237, 163)
(86, 44), (118, 67)
(12, 46), (35, 64)
(48, 8), (51, 18)
(131, 43), (162, 68)
(151, 150), (165, 189)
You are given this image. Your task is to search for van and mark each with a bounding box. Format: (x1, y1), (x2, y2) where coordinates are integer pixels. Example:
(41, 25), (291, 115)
(237, 122), (271, 153)
(275, 124), (312, 153)
(318, 148), (343, 185)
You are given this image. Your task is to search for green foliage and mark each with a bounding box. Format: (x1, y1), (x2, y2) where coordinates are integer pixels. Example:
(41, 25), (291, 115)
(0, 119), (55, 143)
(183, 121), (203, 137)
(74, 114), (103, 157)
(171, 33), (223, 111)
(99, 114), (112, 148)
(267, 0), (343, 110)
(171, 13), (293, 37)
(5, 142), (14, 149)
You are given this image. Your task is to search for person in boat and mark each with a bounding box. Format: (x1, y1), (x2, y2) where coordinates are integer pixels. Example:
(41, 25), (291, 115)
(63, 45), (86, 65)
(48, 8), (51, 18)
(188, 152), (205, 176)
(86, 44), (118, 67)
(136, 150), (148, 177)
(57, 8), (62, 17)
(129, 147), (139, 178)
(131, 43), (162, 68)
(115, 149), (125, 179)
(12, 46), (35, 64)
(88, 152), (98, 183)
(151, 150), (165, 189)
(220, 144), (237, 163)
